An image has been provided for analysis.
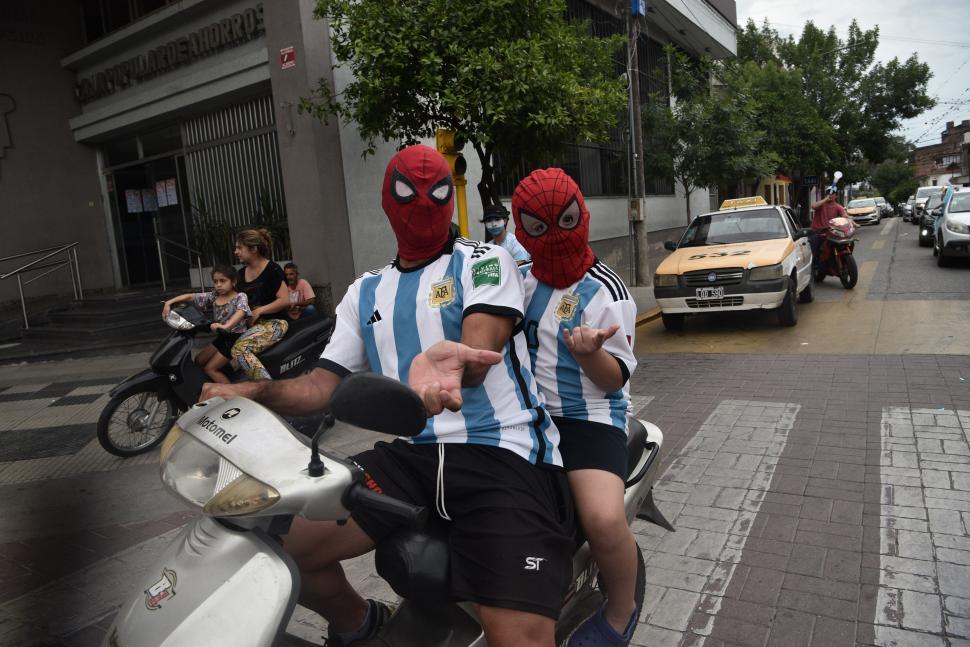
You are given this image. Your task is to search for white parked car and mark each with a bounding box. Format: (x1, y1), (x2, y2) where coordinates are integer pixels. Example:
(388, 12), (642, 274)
(935, 187), (970, 267)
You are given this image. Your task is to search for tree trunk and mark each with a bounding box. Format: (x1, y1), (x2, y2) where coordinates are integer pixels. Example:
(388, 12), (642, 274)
(472, 140), (501, 210)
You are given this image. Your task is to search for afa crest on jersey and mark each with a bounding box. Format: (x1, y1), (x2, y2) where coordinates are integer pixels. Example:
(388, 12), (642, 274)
(554, 293), (580, 323)
(428, 277), (456, 308)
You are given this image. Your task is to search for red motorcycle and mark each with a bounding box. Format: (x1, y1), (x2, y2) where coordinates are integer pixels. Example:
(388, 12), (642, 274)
(814, 216), (859, 289)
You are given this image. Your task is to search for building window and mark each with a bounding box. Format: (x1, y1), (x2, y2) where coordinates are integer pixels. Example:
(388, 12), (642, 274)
(80, 0), (176, 44)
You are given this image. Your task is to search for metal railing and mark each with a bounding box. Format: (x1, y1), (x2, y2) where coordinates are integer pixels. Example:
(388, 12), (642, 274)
(155, 235), (206, 293)
(0, 242), (83, 329)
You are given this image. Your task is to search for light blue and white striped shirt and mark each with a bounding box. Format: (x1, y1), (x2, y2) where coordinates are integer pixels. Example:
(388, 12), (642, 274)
(521, 260), (637, 431)
(320, 238), (561, 466)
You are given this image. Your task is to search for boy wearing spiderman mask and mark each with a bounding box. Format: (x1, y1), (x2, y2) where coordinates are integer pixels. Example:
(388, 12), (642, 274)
(512, 168), (640, 646)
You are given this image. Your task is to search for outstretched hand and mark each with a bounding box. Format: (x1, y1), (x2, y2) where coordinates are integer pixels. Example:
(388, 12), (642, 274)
(408, 340), (502, 416)
(562, 324), (620, 357)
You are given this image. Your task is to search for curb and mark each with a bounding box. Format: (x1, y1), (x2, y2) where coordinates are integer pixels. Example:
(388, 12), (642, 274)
(635, 308), (662, 327)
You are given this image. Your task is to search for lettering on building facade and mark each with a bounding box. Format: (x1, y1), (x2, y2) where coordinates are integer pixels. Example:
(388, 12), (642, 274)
(74, 4), (264, 104)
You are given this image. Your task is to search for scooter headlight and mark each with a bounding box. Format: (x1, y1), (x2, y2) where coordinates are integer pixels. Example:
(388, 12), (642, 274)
(165, 310), (195, 331)
(160, 425), (279, 517)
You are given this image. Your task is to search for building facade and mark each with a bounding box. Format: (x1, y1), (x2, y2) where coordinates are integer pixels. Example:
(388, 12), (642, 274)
(912, 119), (970, 188)
(1, 0), (735, 313)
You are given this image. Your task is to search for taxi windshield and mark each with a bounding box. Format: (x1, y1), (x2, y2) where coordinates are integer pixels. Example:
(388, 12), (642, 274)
(679, 208), (788, 248)
(847, 199), (876, 209)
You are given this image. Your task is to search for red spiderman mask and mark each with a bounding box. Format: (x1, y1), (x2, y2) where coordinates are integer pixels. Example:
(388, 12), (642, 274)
(382, 145), (455, 262)
(511, 168), (594, 288)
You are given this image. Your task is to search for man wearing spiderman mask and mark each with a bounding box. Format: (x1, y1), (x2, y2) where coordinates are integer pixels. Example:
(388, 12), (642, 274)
(202, 145), (573, 647)
(513, 168), (640, 647)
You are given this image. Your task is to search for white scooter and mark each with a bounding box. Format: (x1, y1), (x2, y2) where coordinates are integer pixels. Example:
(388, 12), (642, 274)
(102, 373), (671, 646)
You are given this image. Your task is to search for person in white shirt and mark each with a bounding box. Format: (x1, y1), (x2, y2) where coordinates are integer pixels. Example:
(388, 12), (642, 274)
(512, 168), (639, 647)
(482, 204), (531, 264)
(202, 146), (572, 647)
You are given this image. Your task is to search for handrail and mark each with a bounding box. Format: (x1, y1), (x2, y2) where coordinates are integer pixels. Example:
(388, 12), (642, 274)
(0, 243), (79, 265)
(0, 242), (83, 330)
(155, 234), (206, 293)
(0, 242), (79, 280)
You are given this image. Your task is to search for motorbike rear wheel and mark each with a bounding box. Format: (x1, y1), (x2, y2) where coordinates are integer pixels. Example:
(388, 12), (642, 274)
(839, 255), (859, 289)
(97, 384), (177, 457)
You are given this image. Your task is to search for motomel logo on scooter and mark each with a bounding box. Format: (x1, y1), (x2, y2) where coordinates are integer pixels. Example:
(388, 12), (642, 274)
(196, 415), (238, 445)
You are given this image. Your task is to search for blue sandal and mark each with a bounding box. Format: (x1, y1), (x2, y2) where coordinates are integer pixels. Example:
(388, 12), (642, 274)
(563, 602), (638, 647)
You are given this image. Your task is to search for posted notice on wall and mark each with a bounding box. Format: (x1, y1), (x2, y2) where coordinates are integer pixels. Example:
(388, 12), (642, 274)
(280, 46), (296, 69)
(165, 178), (178, 205)
(125, 189), (143, 213)
(155, 180), (169, 207)
(141, 188), (158, 211)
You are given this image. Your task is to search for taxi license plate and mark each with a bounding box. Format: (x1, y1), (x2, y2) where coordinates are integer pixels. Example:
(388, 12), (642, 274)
(695, 287), (724, 300)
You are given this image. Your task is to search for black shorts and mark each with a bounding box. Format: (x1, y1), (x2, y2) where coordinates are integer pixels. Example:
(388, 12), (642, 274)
(554, 416), (628, 481)
(212, 332), (242, 358)
(350, 440), (575, 619)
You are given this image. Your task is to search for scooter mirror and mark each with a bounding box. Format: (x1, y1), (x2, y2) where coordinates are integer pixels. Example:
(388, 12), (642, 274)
(330, 372), (427, 437)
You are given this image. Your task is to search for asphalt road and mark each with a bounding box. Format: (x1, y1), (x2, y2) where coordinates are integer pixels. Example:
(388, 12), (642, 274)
(635, 216), (970, 355)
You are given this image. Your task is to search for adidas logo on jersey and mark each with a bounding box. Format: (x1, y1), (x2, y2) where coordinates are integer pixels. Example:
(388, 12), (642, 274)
(366, 310), (382, 325)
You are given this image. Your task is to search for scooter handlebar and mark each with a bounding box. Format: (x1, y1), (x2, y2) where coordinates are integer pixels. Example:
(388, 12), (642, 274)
(343, 483), (428, 531)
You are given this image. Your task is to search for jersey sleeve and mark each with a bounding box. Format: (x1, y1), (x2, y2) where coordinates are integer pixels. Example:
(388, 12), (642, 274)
(318, 282), (368, 376)
(584, 291), (638, 384)
(234, 292), (252, 316)
(507, 236), (531, 263)
(460, 244), (525, 321)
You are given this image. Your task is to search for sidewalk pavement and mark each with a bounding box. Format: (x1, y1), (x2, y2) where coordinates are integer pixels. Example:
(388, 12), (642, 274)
(631, 285), (661, 326)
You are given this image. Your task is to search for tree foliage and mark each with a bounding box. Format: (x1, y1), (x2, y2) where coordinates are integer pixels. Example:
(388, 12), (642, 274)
(643, 46), (773, 222)
(730, 19), (934, 184)
(870, 159), (918, 205)
(303, 0), (627, 207)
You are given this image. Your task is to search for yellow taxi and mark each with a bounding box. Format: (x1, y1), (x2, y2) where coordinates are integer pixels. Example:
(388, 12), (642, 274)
(653, 197), (813, 330)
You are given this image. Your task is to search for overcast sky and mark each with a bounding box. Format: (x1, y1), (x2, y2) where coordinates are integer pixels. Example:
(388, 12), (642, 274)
(735, 0), (970, 148)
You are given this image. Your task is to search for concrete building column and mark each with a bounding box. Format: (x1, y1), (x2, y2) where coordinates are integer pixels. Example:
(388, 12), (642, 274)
(262, 0), (356, 310)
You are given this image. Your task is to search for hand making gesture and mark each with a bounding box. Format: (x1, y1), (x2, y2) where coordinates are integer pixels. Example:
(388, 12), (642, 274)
(408, 340), (502, 415)
(562, 324), (620, 357)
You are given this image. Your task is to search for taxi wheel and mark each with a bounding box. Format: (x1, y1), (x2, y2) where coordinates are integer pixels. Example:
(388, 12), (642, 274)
(661, 313), (685, 331)
(777, 277), (798, 327)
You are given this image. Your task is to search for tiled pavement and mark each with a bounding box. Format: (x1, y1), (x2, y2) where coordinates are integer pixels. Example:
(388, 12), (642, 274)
(1, 352), (970, 645)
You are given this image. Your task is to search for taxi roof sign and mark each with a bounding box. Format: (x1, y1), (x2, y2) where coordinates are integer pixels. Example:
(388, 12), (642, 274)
(720, 196), (768, 210)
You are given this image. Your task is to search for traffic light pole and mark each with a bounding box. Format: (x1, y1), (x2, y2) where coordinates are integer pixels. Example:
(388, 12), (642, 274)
(454, 175), (469, 237)
(436, 129), (470, 237)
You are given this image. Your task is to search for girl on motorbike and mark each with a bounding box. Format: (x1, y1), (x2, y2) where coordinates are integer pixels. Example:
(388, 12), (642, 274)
(161, 264), (250, 383)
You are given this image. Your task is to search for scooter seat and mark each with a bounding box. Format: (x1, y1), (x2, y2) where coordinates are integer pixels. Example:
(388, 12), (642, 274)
(626, 417), (648, 479)
(257, 315), (334, 366)
(375, 522), (453, 605)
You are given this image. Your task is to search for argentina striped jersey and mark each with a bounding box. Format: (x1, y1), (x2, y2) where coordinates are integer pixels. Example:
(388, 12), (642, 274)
(521, 260), (637, 431)
(320, 238), (561, 466)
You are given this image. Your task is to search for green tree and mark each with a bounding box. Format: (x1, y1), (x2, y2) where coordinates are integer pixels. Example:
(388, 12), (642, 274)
(870, 159), (917, 205)
(732, 19), (934, 185)
(302, 0), (627, 208)
(644, 47), (772, 222)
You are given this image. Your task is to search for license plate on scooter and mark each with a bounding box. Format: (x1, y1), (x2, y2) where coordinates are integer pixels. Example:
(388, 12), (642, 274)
(695, 287), (724, 300)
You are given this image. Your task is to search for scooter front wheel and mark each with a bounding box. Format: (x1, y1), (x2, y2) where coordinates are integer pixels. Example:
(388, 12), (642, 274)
(97, 384), (177, 457)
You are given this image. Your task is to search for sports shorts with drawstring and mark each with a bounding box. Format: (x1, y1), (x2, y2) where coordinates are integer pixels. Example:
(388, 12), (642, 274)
(349, 439), (575, 619)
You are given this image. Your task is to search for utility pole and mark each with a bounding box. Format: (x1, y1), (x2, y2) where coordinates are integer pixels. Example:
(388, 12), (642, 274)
(628, 0), (650, 286)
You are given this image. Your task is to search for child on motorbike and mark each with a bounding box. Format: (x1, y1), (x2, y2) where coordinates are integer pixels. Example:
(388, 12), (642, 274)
(161, 264), (251, 383)
(511, 169), (640, 647)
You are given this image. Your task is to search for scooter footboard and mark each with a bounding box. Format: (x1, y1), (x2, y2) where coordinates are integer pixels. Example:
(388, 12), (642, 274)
(104, 516), (299, 647)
